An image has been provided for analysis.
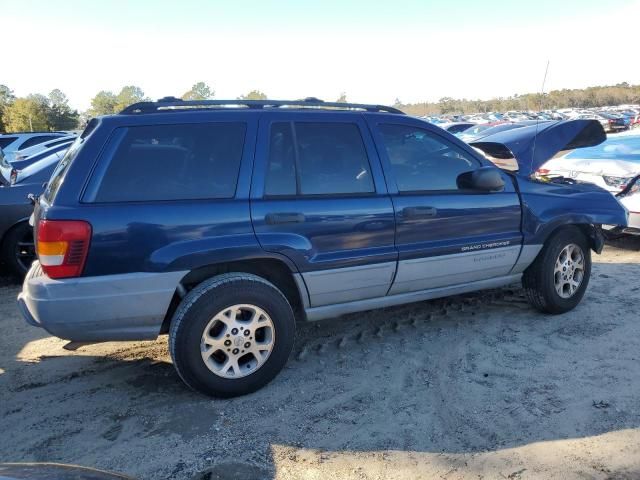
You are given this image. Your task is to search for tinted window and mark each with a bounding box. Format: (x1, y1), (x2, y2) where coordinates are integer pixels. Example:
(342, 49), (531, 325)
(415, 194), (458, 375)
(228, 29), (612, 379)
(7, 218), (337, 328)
(19, 135), (59, 149)
(265, 122), (373, 196)
(44, 138), (82, 202)
(95, 123), (246, 202)
(0, 137), (17, 149)
(265, 123), (296, 196)
(378, 124), (480, 192)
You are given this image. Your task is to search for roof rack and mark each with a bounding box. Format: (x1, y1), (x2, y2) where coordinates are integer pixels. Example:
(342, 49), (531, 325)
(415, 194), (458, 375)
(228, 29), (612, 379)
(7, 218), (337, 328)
(119, 96), (404, 115)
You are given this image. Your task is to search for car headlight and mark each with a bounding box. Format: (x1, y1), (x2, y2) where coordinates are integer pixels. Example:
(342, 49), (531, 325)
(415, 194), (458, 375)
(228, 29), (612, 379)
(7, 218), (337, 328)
(603, 175), (636, 189)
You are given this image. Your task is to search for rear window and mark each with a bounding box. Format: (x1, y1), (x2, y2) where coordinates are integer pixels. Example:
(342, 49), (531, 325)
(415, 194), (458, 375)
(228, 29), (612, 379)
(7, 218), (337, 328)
(19, 135), (60, 149)
(44, 120), (99, 202)
(0, 137), (17, 149)
(94, 123), (246, 202)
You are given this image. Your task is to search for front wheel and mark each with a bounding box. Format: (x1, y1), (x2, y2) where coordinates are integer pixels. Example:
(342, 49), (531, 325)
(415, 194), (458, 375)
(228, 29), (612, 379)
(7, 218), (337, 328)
(169, 273), (296, 397)
(523, 227), (592, 314)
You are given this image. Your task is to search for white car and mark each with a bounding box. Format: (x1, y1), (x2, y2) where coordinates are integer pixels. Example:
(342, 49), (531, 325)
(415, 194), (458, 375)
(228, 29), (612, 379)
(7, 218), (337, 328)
(539, 135), (640, 193)
(8, 135), (76, 163)
(0, 132), (69, 162)
(606, 176), (640, 234)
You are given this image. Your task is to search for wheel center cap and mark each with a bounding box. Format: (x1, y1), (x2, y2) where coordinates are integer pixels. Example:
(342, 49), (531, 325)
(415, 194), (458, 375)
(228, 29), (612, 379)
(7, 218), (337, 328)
(233, 336), (244, 347)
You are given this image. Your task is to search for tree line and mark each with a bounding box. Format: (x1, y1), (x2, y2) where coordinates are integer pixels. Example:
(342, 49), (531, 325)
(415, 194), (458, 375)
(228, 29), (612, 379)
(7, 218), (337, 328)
(395, 82), (640, 117)
(1, 82), (638, 133)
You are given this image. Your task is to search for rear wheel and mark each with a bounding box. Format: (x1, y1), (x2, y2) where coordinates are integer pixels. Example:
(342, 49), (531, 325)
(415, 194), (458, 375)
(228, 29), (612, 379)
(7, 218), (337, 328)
(1, 222), (36, 278)
(523, 227), (591, 314)
(169, 273), (296, 397)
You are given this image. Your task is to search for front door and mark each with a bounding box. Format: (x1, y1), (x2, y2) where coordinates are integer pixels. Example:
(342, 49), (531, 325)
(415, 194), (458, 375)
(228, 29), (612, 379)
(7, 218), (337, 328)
(367, 118), (522, 295)
(251, 112), (397, 307)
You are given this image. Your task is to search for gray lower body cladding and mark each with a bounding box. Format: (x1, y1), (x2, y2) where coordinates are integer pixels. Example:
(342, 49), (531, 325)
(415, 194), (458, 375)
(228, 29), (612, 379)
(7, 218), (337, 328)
(18, 262), (187, 342)
(18, 244), (543, 342)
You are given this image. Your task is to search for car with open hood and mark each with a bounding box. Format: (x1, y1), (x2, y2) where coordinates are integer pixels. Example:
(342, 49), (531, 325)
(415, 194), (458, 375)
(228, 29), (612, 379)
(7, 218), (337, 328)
(18, 98), (627, 397)
(534, 135), (640, 193)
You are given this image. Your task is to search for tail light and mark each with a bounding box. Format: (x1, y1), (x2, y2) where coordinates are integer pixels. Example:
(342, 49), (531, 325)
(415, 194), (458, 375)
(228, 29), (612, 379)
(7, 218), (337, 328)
(537, 168), (550, 175)
(36, 220), (92, 279)
(9, 168), (17, 185)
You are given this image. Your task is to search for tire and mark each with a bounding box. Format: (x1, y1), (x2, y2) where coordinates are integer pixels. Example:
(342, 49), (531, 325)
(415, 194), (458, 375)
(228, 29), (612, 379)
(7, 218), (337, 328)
(523, 226), (591, 314)
(1, 222), (36, 278)
(169, 273), (296, 397)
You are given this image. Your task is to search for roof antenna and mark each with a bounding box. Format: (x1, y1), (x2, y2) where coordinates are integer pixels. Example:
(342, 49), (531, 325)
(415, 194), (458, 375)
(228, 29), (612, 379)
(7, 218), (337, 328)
(531, 59), (550, 175)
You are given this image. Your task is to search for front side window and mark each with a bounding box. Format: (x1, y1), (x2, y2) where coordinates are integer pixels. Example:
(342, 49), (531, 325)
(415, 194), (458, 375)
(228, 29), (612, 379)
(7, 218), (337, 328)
(95, 123), (246, 202)
(265, 122), (374, 196)
(378, 124), (481, 192)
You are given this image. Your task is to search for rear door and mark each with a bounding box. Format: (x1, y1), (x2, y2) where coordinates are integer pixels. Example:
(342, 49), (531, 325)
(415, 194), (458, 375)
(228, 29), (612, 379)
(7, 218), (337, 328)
(367, 116), (522, 295)
(251, 112), (396, 307)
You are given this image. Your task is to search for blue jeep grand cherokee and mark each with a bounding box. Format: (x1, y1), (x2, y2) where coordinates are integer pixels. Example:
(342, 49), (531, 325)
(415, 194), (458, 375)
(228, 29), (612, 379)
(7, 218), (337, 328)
(18, 97), (627, 397)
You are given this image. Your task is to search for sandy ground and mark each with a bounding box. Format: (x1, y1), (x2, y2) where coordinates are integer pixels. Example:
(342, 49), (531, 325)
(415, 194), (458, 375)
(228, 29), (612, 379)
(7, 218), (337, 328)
(2, 238), (640, 480)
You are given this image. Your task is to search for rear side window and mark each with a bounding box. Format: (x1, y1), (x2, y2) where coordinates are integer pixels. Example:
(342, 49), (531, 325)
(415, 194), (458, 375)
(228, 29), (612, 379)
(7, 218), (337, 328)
(95, 123), (246, 202)
(0, 137), (17, 149)
(19, 135), (60, 149)
(265, 122), (374, 196)
(264, 123), (296, 196)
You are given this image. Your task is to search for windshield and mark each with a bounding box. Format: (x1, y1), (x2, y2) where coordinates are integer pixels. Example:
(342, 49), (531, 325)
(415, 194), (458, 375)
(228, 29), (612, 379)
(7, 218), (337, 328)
(565, 136), (640, 161)
(0, 137), (17, 149)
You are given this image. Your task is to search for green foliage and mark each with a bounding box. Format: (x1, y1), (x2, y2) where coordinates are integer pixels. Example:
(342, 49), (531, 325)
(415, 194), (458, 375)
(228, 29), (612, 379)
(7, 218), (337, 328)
(89, 90), (118, 116)
(238, 90), (267, 100)
(0, 88), (79, 133)
(0, 85), (16, 132)
(182, 82), (214, 101)
(115, 86), (147, 111)
(2, 97), (50, 132)
(47, 89), (79, 131)
(336, 92), (348, 103)
(88, 86), (148, 116)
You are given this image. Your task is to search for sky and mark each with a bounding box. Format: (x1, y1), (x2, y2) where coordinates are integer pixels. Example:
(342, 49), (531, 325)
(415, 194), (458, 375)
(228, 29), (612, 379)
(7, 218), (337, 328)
(2, 0), (640, 111)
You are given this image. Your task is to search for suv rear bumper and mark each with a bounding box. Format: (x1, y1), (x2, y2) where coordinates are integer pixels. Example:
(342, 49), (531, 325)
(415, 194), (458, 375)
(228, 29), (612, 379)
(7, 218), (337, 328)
(18, 262), (187, 342)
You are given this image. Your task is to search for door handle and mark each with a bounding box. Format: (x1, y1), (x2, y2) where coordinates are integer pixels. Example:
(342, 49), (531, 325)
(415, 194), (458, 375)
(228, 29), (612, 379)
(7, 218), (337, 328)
(265, 212), (306, 225)
(403, 206), (437, 218)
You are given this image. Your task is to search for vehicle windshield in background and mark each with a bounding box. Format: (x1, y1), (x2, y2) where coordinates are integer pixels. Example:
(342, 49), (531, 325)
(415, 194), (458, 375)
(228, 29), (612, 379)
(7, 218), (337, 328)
(565, 136), (640, 161)
(0, 137), (18, 149)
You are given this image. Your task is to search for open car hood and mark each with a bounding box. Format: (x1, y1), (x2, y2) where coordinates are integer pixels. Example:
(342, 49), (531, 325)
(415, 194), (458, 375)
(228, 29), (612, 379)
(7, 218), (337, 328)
(469, 119), (606, 176)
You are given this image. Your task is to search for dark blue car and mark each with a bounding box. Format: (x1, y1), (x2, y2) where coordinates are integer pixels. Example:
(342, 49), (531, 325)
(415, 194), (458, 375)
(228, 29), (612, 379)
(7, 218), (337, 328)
(17, 97), (627, 397)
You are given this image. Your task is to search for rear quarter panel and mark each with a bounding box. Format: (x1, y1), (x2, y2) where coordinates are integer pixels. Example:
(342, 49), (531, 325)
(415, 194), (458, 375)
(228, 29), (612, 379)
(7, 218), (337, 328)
(38, 111), (290, 277)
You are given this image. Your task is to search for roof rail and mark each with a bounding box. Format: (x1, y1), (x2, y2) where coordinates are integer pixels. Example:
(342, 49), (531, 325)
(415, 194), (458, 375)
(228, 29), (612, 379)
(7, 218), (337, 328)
(119, 96), (404, 115)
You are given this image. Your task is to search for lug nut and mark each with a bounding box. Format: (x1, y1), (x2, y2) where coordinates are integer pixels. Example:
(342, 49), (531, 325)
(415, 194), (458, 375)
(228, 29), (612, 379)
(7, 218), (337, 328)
(224, 340), (231, 346)
(244, 342), (251, 348)
(244, 330), (250, 336)
(231, 328), (238, 335)
(232, 348), (239, 355)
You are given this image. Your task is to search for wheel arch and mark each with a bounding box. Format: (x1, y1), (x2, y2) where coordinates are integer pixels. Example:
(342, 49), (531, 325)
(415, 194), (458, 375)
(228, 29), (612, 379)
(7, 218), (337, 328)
(0, 216), (31, 247)
(535, 221), (604, 254)
(160, 256), (309, 334)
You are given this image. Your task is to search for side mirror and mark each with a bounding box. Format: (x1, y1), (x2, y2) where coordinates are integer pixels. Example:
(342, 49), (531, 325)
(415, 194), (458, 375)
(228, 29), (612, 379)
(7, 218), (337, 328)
(457, 166), (505, 192)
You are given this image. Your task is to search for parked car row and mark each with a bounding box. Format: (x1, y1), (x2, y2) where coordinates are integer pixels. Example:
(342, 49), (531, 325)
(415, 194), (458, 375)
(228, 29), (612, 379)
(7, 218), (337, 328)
(424, 104), (640, 134)
(14, 97), (627, 397)
(0, 132), (77, 276)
